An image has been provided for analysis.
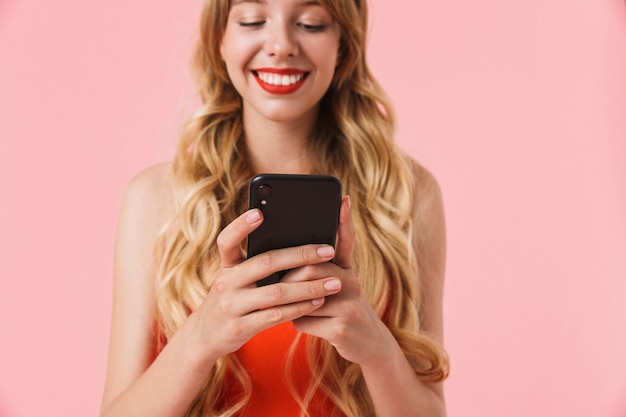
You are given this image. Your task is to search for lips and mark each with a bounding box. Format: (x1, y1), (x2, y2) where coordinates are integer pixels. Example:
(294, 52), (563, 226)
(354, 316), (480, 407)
(252, 68), (309, 94)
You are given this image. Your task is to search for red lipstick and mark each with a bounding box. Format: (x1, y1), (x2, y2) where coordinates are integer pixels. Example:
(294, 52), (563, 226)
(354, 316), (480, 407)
(252, 68), (309, 95)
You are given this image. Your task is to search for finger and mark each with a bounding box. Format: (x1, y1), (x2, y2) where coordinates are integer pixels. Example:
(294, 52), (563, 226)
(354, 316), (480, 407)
(280, 261), (336, 284)
(234, 276), (342, 330)
(291, 284), (343, 318)
(217, 209), (263, 268)
(292, 315), (333, 339)
(214, 272), (337, 318)
(245, 276), (341, 313)
(334, 196), (355, 269)
(244, 298), (329, 333)
(240, 244), (336, 287)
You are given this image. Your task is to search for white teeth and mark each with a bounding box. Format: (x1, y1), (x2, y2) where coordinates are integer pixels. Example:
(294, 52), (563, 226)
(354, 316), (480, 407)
(257, 72), (304, 86)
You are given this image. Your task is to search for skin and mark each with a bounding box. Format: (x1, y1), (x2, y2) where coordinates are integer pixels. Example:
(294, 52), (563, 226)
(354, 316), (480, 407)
(100, 0), (447, 416)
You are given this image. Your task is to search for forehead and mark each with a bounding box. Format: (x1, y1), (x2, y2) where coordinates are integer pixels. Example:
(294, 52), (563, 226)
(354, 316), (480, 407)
(231, 0), (323, 6)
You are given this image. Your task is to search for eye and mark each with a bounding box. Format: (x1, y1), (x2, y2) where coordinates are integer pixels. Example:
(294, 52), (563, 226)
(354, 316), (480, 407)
(297, 22), (327, 32)
(239, 20), (265, 28)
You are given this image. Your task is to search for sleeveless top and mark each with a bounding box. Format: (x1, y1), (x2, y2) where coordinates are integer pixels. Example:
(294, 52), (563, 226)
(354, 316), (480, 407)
(222, 322), (338, 416)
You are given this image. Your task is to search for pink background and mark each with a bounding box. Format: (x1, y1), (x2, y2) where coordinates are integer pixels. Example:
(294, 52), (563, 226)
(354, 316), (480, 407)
(1, 0), (625, 416)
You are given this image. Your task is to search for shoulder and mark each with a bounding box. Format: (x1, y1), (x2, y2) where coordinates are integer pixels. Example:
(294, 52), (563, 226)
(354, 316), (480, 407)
(111, 161), (177, 344)
(403, 155), (445, 253)
(402, 156), (447, 341)
(122, 161), (175, 209)
(119, 162), (176, 229)
(115, 162), (177, 269)
(402, 156), (445, 225)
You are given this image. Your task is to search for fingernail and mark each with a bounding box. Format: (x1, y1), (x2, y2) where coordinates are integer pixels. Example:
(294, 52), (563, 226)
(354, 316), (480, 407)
(246, 209), (261, 223)
(324, 279), (341, 291)
(317, 245), (335, 257)
(311, 298), (325, 306)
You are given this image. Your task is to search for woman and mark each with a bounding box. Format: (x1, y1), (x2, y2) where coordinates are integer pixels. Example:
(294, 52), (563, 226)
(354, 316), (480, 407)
(100, 0), (449, 415)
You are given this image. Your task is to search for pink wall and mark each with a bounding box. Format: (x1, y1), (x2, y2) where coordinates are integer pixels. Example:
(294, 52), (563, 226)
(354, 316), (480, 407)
(1, 0), (625, 416)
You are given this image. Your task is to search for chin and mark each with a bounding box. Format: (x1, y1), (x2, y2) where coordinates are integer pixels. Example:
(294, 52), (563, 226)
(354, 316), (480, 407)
(259, 104), (319, 124)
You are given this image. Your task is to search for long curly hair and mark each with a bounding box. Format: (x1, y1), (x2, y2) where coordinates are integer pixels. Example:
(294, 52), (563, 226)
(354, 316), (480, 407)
(154, 0), (449, 415)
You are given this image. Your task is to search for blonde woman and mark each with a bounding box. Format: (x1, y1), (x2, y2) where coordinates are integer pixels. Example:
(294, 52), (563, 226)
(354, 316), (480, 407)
(100, 0), (449, 415)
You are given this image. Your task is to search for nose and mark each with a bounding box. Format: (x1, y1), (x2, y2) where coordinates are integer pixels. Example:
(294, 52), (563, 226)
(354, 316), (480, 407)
(264, 20), (299, 58)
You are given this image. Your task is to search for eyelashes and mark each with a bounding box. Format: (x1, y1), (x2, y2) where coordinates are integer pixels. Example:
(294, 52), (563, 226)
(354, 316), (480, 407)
(238, 21), (265, 28)
(237, 20), (328, 32)
(297, 23), (327, 32)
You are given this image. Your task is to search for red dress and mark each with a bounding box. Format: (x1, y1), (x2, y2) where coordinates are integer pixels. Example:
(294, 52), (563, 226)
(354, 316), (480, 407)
(227, 322), (337, 416)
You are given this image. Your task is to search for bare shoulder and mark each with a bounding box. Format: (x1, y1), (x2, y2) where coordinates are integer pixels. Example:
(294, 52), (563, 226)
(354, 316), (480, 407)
(113, 160), (176, 302)
(404, 155), (445, 267)
(117, 162), (177, 243)
(129, 161), (174, 187)
(404, 156), (446, 341)
(102, 162), (176, 410)
(121, 162), (176, 218)
(405, 157), (445, 226)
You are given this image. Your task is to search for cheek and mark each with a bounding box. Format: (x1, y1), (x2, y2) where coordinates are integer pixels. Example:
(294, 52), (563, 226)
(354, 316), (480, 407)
(311, 42), (340, 74)
(220, 38), (236, 68)
(220, 33), (259, 72)
(318, 35), (341, 69)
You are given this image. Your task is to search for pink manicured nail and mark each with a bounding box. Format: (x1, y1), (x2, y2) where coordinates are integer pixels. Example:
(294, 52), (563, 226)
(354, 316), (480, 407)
(311, 298), (325, 306)
(246, 209), (261, 223)
(323, 279), (341, 291)
(317, 246), (335, 257)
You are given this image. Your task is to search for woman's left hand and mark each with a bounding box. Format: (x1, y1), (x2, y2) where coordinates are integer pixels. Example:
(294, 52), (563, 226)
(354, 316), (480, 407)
(286, 196), (393, 367)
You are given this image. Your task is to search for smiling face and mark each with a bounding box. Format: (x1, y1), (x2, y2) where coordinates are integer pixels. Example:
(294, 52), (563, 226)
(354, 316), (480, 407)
(220, 0), (341, 125)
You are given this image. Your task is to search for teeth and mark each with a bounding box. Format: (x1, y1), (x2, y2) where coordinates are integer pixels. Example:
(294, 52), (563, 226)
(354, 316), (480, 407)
(257, 72), (304, 86)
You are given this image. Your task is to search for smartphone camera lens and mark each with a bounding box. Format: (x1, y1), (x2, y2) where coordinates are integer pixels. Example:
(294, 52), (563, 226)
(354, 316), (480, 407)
(258, 184), (272, 197)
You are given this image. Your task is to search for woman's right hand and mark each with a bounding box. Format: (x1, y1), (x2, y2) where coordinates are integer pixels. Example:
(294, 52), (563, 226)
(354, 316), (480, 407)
(182, 208), (342, 364)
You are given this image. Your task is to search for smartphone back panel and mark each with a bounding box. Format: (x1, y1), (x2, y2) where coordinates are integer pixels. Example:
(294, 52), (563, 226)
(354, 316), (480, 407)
(247, 174), (342, 286)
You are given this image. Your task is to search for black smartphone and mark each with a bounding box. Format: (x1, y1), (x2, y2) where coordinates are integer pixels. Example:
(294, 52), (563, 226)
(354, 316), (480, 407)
(247, 174), (342, 286)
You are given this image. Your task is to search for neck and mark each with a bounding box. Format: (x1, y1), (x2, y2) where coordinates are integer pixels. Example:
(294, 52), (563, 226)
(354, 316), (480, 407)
(242, 109), (318, 175)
